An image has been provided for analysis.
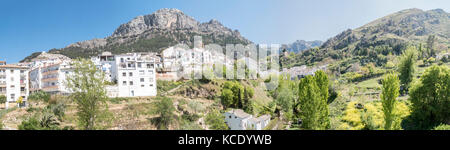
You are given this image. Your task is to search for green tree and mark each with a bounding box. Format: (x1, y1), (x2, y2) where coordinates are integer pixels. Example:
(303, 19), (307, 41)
(314, 71), (331, 129)
(296, 71), (330, 130)
(205, 109), (229, 130)
(398, 46), (417, 90)
(221, 89), (234, 109)
(66, 59), (110, 130)
(409, 65), (450, 128)
(153, 97), (176, 130)
(381, 73), (400, 130)
(220, 81), (254, 111)
(0, 95), (6, 106)
(426, 35), (436, 58)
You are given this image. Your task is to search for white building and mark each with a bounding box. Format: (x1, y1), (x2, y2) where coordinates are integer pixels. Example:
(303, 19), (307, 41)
(91, 52), (117, 83)
(40, 61), (73, 95)
(114, 53), (157, 97)
(0, 64), (29, 108)
(224, 109), (271, 130)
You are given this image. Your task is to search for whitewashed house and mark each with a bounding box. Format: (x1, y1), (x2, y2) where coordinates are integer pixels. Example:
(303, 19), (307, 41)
(224, 109), (271, 130)
(114, 53), (157, 97)
(0, 64), (29, 108)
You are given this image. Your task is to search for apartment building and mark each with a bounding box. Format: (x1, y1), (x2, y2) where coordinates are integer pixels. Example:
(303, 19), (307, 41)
(40, 61), (73, 95)
(114, 53), (157, 97)
(0, 64), (29, 104)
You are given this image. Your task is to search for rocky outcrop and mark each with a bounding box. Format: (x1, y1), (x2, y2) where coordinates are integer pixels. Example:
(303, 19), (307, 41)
(66, 38), (107, 49)
(23, 8), (251, 61)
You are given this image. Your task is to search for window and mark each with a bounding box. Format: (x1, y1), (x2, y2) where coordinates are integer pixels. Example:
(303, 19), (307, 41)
(11, 94), (15, 100)
(10, 70), (14, 73)
(140, 78), (144, 82)
(122, 72), (126, 77)
(122, 81), (127, 85)
(149, 78), (154, 82)
(120, 58), (124, 63)
(141, 85), (145, 87)
(150, 84), (153, 87)
(129, 72), (133, 77)
(129, 81), (133, 85)
(138, 63), (142, 68)
(139, 70), (145, 75)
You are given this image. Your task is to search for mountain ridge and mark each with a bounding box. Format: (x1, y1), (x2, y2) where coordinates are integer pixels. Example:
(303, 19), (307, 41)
(21, 8), (251, 62)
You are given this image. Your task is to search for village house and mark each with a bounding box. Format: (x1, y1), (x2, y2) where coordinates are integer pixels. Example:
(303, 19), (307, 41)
(224, 109), (271, 130)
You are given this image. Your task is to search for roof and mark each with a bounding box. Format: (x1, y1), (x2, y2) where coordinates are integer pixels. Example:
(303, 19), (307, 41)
(0, 64), (28, 69)
(228, 109), (251, 118)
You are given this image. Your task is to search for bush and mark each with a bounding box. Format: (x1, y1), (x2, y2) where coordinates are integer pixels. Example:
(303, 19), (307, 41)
(28, 91), (50, 103)
(433, 124), (450, 130)
(339, 101), (410, 130)
(205, 109), (228, 130)
(18, 113), (60, 130)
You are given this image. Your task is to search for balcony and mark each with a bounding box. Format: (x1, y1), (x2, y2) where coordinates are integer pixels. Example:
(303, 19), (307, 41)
(42, 77), (58, 82)
(42, 86), (59, 92)
(42, 70), (58, 75)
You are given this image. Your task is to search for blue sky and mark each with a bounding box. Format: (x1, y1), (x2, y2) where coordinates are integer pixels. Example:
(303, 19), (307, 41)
(1, 0), (449, 63)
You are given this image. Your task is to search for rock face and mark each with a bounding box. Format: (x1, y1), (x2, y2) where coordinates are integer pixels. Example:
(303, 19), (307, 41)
(112, 9), (200, 37)
(282, 40), (323, 53)
(67, 38), (107, 49)
(66, 8), (250, 49)
(22, 8), (251, 62)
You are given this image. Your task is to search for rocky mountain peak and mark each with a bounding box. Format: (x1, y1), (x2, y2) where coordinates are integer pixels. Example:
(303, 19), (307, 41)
(112, 8), (200, 37)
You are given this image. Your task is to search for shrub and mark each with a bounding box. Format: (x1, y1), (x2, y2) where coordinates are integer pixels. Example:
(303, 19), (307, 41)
(433, 124), (450, 130)
(340, 101), (410, 130)
(205, 109), (228, 130)
(28, 91), (50, 103)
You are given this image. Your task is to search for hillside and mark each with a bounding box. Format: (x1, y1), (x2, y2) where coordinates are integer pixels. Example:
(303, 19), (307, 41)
(21, 8), (251, 62)
(283, 8), (450, 68)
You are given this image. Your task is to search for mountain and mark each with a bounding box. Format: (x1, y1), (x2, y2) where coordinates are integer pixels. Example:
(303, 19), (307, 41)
(281, 40), (323, 53)
(21, 8), (251, 62)
(284, 8), (450, 68)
